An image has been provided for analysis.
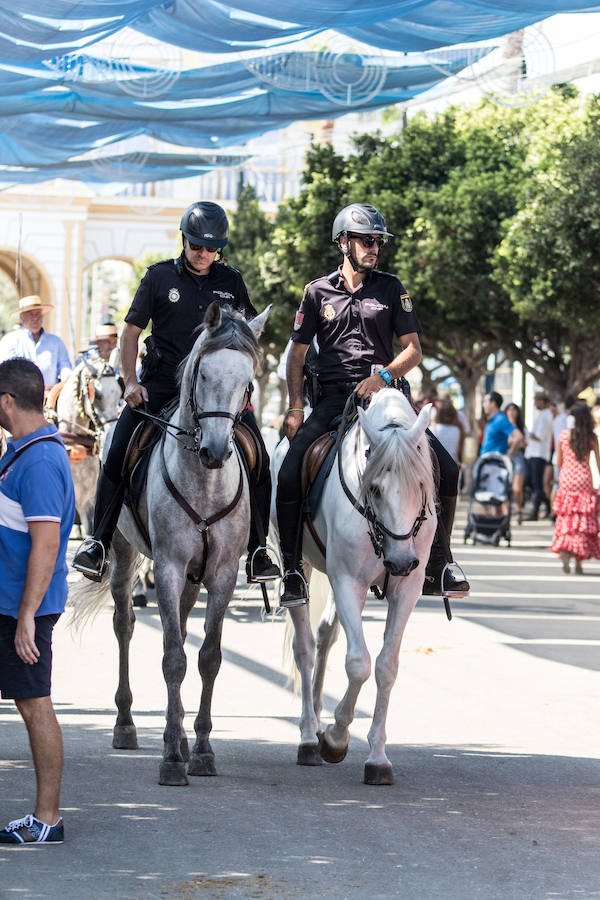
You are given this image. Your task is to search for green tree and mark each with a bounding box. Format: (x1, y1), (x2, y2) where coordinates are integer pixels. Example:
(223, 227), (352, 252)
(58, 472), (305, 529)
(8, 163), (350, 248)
(495, 92), (600, 398)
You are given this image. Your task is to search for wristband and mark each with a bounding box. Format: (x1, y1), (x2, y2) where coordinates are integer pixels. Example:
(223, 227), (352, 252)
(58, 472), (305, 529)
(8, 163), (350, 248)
(287, 408), (304, 413)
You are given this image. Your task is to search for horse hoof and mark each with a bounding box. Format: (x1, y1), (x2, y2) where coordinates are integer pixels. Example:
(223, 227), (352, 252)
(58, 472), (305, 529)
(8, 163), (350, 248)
(297, 743), (323, 766)
(132, 594), (147, 608)
(112, 725), (138, 750)
(364, 762), (394, 786)
(318, 732), (348, 764)
(187, 753), (217, 777)
(159, 761), (189, 786)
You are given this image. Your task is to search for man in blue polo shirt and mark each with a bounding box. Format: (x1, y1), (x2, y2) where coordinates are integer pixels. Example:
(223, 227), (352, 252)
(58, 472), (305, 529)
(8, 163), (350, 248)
(0, 358), (75, 845)
(481, 391), (515, 455)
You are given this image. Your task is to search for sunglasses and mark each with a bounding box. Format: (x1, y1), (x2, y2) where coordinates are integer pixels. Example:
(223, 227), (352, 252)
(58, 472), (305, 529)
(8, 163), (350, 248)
(187, 240), (219, 253)
(348, 233), (387, 249)
(0, 390), (16, 398)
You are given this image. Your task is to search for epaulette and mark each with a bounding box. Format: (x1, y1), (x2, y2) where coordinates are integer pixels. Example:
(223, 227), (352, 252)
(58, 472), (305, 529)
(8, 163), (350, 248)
(216, 260), (242, 276)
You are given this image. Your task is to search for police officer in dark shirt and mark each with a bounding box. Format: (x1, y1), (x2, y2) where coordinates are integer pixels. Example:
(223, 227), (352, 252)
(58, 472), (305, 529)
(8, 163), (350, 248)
(277, 203), (470, 606)
(73, 201), (279, 583)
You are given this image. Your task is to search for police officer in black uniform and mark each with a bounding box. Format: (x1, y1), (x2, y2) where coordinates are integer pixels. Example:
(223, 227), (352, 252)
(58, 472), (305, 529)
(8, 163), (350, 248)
(73, 201), (279, 583)
(277, 202), (470, 607)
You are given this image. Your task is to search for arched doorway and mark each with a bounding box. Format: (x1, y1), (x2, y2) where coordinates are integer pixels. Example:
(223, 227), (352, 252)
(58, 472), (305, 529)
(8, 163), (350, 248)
(81, 257), (135, 350)
(0, 248), (54, 337)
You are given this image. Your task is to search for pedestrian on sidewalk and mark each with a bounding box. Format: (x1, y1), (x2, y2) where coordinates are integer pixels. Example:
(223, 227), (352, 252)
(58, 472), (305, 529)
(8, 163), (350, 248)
(0, 358), (75, 845)
(524, 391), (554, 520)
(550, 402), (600, 575)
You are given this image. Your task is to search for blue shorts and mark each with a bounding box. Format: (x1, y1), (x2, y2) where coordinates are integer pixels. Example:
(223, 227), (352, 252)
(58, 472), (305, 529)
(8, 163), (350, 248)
(0, 613), (60, 700)
(511, 450), (525, 476)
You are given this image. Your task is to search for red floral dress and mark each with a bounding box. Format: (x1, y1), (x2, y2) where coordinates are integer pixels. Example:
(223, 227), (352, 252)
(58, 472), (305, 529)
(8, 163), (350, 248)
(550, 430), (600, 560)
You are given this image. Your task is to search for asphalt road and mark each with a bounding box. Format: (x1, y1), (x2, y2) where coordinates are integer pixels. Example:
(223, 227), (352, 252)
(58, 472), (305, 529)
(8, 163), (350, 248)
(1, 505), (599, 899)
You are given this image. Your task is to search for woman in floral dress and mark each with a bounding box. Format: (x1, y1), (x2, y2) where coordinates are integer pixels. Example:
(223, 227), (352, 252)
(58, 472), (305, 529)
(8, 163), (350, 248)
(550, 403), (600, 573)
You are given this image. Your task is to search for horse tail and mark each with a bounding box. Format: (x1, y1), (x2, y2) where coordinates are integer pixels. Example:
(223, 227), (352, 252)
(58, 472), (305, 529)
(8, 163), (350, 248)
(67, 576), (113, 632)
(282, 569), (331, 693)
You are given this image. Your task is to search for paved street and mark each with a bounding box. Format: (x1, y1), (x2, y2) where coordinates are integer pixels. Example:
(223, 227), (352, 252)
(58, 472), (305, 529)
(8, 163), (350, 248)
(1, 503), (599, 899)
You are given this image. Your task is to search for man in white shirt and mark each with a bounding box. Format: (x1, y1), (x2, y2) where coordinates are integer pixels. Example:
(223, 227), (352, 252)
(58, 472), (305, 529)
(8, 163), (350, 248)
(0, 296), (72, 389)
(524, 391), (554, 520)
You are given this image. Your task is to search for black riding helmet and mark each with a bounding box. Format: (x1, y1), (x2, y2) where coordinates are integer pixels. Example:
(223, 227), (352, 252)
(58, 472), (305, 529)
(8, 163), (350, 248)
(331, 203), (393, 244)
(180, 201), (229, 249)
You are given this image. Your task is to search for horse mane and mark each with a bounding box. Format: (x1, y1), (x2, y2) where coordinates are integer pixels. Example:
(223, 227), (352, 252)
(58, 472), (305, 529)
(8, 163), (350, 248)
(359, 394), (435, 512)
(177, 305), (262, 384)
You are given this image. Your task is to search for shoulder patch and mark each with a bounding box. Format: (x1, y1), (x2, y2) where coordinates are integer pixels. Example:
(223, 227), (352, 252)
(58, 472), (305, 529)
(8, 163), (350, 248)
(400, 292), (413, 312)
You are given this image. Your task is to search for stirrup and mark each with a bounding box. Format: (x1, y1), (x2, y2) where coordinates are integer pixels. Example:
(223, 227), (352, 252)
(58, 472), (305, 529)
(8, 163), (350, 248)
(279, 569), (309, 609)
(439, 561), (470, 599)
(246, 545), (281, 583)
(72, 538), (108, 582)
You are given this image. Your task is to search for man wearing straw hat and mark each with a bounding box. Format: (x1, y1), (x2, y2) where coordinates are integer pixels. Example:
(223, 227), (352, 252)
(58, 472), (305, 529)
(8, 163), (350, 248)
(0, 296), (72, 389)
(88, 320), (119, 366)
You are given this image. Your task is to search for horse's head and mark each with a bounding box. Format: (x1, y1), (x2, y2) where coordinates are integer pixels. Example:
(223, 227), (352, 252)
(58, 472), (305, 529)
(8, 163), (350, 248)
(79, 355), (123, 445)
(357, 391), (435, 577)
(182, 302), (270, 469)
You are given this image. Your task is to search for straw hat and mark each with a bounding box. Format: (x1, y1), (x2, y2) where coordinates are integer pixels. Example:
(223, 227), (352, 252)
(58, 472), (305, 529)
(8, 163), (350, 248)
(16, 295), (54, 317)
(94, 322), (118, 341)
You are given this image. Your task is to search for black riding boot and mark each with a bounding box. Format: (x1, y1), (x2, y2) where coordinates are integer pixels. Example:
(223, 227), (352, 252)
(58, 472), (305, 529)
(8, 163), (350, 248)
(277, 499), (308, 607)
(72, 470), (125, 582)
(245, 475), (280, 583)
(423, 495), (470, 597)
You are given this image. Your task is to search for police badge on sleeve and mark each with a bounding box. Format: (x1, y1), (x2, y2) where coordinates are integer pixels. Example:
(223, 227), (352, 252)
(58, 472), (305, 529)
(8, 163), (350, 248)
(400, 292), (413, 312)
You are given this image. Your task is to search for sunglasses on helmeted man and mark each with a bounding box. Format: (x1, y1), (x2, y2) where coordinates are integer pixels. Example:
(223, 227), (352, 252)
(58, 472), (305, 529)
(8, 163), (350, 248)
(348, 233), (387, 249)
(186, 240), (219, 253)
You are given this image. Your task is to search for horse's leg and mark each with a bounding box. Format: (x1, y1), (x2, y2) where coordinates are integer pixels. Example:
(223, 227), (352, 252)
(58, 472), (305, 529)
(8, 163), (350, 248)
(176, 579), (201, 763)
(188, 568), (235, 777)
(363, 583), (419, 786)
(319, 576), (369, 764)
(289, 603), (322, 766)
(154, 560), (189, 786)
(312, 589), (339, 725)
(111, 531), (141, 750)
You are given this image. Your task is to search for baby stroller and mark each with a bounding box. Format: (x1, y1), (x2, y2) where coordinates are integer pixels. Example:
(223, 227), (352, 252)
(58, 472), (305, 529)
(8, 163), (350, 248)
(464, 452), (513, 546)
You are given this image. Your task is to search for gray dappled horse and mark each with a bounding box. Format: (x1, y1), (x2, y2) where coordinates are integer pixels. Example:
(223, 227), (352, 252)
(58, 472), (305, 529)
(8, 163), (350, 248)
(52, 355), (123, 534)
(73, 302), (269, 786)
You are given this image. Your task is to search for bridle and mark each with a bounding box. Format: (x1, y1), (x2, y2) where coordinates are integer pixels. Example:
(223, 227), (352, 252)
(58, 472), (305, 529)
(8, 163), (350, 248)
(337, 424), (429, 560)
(78, 358), (121, 433)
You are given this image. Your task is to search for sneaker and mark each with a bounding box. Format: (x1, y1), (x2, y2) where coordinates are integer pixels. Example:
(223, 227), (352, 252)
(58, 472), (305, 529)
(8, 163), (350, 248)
(0, 813), (64, 844)
(423, 563), (470, 598)
(280, 569), (309, 608)
(72, 538), (107, 582)
(245, 549), (281, 583)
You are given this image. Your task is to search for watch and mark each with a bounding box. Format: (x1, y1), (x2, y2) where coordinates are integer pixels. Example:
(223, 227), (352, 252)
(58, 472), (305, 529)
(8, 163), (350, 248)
(379, 368), (392, 385)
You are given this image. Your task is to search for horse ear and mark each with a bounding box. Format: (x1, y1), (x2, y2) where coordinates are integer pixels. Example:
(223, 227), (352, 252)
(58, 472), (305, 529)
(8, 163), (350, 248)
(357, 406), (378, 446)
(248, 304), (271, 338)
(407, 402), (432, 443)
(204, 301), (222, 331)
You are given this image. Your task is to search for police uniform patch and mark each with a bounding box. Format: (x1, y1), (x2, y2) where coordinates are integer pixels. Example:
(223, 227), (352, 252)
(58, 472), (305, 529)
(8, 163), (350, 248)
(294, 311), (304, 331)
(168, 288), (180, 303)
(400, 292), (413, 312)
(323, 303), (335, 321)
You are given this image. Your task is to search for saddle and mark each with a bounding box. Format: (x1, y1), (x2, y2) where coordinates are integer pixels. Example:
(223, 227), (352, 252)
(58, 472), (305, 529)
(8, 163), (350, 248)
(45, 380), (96, 462)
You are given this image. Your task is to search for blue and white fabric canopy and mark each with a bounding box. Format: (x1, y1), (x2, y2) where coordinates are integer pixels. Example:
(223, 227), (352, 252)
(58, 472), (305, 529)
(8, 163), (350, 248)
(0, 1), (598, 182)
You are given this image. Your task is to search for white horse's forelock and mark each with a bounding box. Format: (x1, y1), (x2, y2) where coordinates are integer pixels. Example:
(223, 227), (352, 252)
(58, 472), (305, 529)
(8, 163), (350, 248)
(359, 393), (435, 511)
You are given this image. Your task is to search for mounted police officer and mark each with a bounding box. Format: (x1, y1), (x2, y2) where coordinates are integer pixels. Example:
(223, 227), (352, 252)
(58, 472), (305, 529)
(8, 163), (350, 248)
(72, 201), (279, 583)
(277, 202), (470, 607)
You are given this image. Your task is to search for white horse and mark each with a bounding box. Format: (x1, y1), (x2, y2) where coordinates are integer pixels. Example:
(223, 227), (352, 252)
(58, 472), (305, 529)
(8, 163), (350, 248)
(52, 355), (123, 534)
(72, 302), (269, 786)
(271, 390), (437, 785)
